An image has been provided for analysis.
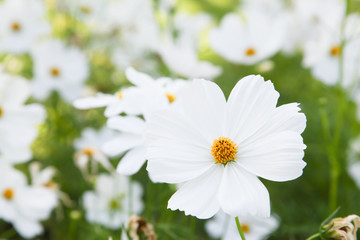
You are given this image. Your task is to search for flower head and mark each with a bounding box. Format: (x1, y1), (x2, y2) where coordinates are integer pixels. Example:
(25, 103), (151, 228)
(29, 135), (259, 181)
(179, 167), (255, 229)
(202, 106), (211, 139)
(146, 75), (306, 218)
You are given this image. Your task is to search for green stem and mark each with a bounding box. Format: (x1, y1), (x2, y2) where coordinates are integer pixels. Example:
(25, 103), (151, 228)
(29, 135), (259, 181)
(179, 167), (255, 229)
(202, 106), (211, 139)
(235, 217), (246, 240)
(306, 233), (321, 240)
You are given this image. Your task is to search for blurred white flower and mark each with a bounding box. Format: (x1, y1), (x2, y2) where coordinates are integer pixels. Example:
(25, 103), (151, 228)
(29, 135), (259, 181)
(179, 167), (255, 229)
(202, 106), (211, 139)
(74, 87), (146, 117)
(68, 0), (105, 28)
(209, 10), (285, 65)
(0, 0), (50, 54)
(205, 210), (279, 240)
(303, 14), (360, 86)
(74, 127), (115, 175)
(102, 68), (189, 176)
(82, 173), (143, 229)
(291, 0), (344, 44)
(146, 76), (306, 219)
(0, 164), (57, 239)
(0, 68), (46, 164)
(31, 40), (89, 103)
(158, 12), (222, 80)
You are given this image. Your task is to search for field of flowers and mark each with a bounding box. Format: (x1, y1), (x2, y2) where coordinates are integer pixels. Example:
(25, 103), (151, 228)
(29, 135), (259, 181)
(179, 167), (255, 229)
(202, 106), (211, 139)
(1, 0), (360, 239)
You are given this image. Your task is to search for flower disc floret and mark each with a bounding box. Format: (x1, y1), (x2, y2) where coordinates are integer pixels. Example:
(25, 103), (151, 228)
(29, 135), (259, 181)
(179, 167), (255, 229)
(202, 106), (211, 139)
(245, 47), (256, 56)
(0, 106), (3, 118)
(165, 93), (176, 103)
(211, 137), (238, 164)
(330, 45), (341, 56)
(3, 188), (14, 200)
(11, 22), (21, 32)
(50, 67), (60, 77)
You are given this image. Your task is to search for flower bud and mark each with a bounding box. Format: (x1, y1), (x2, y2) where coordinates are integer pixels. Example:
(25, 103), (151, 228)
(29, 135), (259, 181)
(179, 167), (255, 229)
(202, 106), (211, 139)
(322, 215), (360, 240)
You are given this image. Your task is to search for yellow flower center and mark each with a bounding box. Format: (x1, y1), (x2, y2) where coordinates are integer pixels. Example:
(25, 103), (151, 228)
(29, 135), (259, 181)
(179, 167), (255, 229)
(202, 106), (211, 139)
(50, 67), (60, 77)
(82, 148), (95, 156)
(109, 199), (120, 209)
(11, 22), (21, 32)
(245, 47), (256, 56)
(0, 106), (3, 118)
(165, 93), (176, 103)
(116, 91), (123, 100)
(80, 6), (92, 14)
(211, 137), (238, 164)
(3, 188), (14, 200)
(241, 224), (250, 233)
(330, 45), (341, 56)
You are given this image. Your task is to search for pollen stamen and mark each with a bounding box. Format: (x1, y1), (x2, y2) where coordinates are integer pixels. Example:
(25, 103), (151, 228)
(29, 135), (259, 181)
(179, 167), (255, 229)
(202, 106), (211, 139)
(82, 148), (95, 156)
(3, 188), (14, 200)
(50, 67), (60, 77)
(211, 137), (238, 164)
(245, 47), (256, 56)
(0, 106), (3, 118)
(116, 91), (123, 100)
(165, 93), (176, 103)
(330, 45), (341, 56)
(241, 224), (250, 233)
(11, 22), (21, 32)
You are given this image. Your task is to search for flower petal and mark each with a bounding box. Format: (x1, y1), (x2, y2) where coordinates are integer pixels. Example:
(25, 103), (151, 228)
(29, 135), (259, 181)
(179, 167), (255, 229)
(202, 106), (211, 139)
(107, 116), (145, 134)
(224, 75), (279, 144)
(219, 163), (270, 218)
(178, 79), (226, 142)
(168, 165), (223, 219)
(102, 133), (143, 157)
(73, 93), (116, 109)
(238, 131), (306, 182)
(117, 147), (147, 175)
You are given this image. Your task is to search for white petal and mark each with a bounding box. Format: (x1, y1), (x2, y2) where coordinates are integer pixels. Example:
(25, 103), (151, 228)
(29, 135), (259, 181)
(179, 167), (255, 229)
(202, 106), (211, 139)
(178, 79), (226, 141)
(101, 133), (143, 157)
(168, 165), (223, 219)
(117, 147), (147, 175)
(107, 116), (145, 134)
(125, 67), (155, 87)
(224, 75), (279, 143)
(13, 218), (43, 239)
(147, 140), (214, 183)
(219, 163), (270, 218)
(238, 131), (306, 182)
(73, 93), (116, 109)
(16, 187), (57, 221)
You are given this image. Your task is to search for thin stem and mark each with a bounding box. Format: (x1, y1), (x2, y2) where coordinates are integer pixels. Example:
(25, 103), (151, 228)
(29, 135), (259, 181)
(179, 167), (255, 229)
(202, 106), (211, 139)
(235, 217), (246, 240)
(306, 233), (321, 240)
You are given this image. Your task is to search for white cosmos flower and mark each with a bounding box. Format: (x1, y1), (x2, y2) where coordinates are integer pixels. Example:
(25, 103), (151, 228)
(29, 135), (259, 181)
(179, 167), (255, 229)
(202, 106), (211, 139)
(74, 87), (146, 117)
(74, 127), (116, 175)
(68, 0), (105, 28)
(158, 12), (222, 80)
(83, 173), (143, 229)
(0, 0), (50, 54)
(209, 10), (285, 65)
(0, 164), (57, 239)
(205, 210), (279, 240)
(303, 14), (360, 87)
(102, 68), (190, 176)
(146, 76), (306, 219)
(31, 40), (89, 103)
(0, 68), (46, 164)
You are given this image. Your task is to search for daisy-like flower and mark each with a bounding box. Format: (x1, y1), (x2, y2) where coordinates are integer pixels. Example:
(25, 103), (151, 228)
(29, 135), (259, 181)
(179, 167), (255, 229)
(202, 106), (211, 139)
(158, 12), (222, 80)
(0, 68), (46, 164)
(102, 68), (190, 176)
(74, 87), (146, 117)
(205, 210), (279, 240)
(0, 164), (57, 239)
(74, 127), (115, 176)
(82, 173), (143, 229)
(146, 76), (306, 218)
(302, 14), (360, 86)
(209, 10), (285, 65)
(31, 40), (89, 103)
(0, 0), (50, 54)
